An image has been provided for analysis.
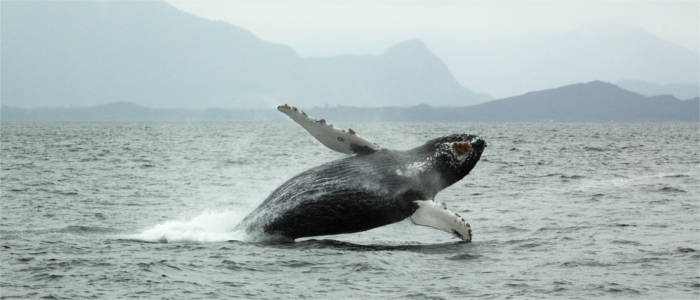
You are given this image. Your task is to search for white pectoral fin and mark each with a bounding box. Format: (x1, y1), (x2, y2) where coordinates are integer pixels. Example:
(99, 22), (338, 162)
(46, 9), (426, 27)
(277, 104), (381, 155)
(410, 200), (472, 242)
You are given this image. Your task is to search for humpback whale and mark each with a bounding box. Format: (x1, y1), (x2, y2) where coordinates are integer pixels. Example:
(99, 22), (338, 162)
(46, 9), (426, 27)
(236, 105), (486, 242)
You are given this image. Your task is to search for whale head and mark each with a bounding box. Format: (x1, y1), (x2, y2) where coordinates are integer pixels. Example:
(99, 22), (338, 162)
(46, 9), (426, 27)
(416, 134), (486, 190)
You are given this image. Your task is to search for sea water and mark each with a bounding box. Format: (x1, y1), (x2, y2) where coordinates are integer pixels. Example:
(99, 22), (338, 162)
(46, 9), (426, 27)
(1, 122), (698, 299)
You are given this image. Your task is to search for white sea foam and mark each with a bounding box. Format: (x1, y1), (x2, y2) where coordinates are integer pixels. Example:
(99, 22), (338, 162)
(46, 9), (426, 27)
(127, 210), (248, 243)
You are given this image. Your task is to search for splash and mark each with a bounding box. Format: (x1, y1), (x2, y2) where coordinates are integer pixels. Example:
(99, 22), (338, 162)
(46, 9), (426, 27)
(126, 210), (248, 243)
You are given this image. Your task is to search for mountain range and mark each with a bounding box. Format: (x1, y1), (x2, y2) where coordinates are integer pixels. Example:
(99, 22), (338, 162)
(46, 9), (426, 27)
(307, 81), (698, 122)
(1, 1), (488, 109)
(3, 81), (697, 122)
(2, 1), (697, 122)
(443, 25), (699, 98)
(616, 80), (699, 100)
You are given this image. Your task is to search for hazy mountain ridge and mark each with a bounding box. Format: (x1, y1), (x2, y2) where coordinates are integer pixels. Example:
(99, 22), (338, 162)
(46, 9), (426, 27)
(0, 102), (281, 122)
(456, 81), (698, 121)
(1, 1), (302, 109)
(616, 80), (699, 100)
(4, 81), (697, 122)
(302, 40), (491, 107)
(446, 25), (699, 98)
(308, 81), (698, 122)
(1, 1), (487, 109)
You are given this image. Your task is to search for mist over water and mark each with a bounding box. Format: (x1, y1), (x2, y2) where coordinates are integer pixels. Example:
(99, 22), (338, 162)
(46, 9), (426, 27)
(1, 122), (698, 299)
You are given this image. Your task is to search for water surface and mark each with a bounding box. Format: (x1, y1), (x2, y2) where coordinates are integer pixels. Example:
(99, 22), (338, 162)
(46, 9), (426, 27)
(1, 122), (698, 299)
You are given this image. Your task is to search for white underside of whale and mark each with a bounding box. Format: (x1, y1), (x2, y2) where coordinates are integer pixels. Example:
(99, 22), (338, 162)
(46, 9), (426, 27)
(410, 200), (472, 241)
(277, 104), (380, 155)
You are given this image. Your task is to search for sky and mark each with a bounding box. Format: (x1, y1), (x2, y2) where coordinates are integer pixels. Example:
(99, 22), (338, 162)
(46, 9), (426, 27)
(165, 0), (699, 97)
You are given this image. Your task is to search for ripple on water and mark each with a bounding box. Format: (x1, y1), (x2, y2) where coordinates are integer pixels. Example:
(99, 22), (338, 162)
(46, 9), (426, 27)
(57, 225), (119, 234)
(219, 260), (260, 272)
(610, 239), (644, 246)
(560, 260), (615, 268)
(446, 253), (481, 260)
(583, 146), (608, 152)
(663, 174), (690, 178)
(592, 283), (643, 295)
(279, 259), (315, 268)
(657, 186), (686, 193)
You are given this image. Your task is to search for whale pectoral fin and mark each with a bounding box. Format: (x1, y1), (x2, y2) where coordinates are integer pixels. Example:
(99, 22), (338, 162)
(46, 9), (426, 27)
(277, 104), (381, 155)
(410, 200), (472, 242)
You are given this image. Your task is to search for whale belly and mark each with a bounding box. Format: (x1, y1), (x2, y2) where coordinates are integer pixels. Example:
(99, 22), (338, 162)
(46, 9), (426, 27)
(237, 153), (426, 239)
(267, 188), (422, 239)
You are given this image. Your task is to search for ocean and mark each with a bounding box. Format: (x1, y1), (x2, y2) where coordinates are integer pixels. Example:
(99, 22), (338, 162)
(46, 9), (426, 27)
(1, 122), (698, 299)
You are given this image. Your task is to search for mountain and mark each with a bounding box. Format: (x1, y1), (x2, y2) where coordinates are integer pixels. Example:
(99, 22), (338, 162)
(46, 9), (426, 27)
(0, 1), (488, 109)
(4, 81), (697, 122)
(302, 40), (490, 107)
(457, 81), (698, 122)
(616, 80), (699, 100)
(442, 25), (699, 98)
(0, 102), (281, 122)
(308, 81), (699, 122)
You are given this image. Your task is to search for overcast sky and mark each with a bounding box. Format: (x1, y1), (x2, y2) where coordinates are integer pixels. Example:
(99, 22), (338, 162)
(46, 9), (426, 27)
(165, 0), (699, 97)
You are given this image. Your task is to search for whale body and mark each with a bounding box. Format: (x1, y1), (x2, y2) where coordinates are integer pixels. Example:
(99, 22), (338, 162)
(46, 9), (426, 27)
(236, 131), (485, 241)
